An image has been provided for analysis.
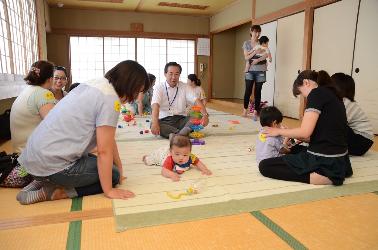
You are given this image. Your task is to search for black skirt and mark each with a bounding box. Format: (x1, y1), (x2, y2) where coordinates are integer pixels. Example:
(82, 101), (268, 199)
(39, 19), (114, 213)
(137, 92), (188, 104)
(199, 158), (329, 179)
(283, 151), (352, 186)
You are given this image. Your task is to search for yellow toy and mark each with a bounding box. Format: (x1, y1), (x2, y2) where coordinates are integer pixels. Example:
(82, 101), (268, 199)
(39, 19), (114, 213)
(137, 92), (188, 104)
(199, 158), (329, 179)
(166, 180), (207, 200)
(189, 131), (204, 139)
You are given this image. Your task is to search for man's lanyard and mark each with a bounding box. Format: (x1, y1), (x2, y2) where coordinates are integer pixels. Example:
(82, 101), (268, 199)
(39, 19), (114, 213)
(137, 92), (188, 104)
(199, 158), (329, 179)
(165, 82), (178, 110)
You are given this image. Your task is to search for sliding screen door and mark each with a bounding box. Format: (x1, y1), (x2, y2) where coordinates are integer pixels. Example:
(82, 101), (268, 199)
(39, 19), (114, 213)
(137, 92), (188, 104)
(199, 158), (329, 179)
(275, 12), (304, 119)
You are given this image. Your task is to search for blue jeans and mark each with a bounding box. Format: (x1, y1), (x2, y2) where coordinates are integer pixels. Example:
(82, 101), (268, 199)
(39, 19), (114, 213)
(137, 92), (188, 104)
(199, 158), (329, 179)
(245, 71), (266, 82)
(43, 154), (120, 198)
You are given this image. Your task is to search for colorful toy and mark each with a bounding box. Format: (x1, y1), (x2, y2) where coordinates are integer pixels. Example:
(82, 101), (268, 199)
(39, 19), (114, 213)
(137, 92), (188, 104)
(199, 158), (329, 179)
(228, 120), (240, 124)
(166, 180), (207, 200)
(123, 110), (135, 123)
(121, 105), (128, 114)
(189, 106), (205, 143)
(190, 139), (205, 145)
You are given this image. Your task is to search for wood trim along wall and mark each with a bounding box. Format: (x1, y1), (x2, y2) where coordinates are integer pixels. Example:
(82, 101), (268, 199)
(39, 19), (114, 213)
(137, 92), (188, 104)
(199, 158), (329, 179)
(48, 5), (212, 18)
(208, 34), (214, 99)
(299, 5), (315, 119)
(252, 0), (338, 25)
(51, 28), (209, 40)
(252, 0), (256, 20)
(35, 0), (42, 59)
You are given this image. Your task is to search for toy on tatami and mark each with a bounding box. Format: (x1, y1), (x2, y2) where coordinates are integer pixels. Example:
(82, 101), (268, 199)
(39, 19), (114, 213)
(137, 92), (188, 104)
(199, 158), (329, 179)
(189, 106), (205, 144)
(123, 110), (136, 125)
(166, 180), (207, 200)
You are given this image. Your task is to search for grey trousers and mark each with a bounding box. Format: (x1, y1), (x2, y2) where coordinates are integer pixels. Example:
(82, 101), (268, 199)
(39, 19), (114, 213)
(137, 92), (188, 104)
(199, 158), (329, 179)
(159, 115), (191, 139)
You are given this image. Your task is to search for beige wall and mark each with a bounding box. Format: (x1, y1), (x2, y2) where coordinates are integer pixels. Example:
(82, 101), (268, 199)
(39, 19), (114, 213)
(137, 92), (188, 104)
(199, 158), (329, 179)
(49, 8), (209, 35)
(47, 8), (210, 87)
(212, 29), (235, 98)
(210, 0), (252, 33)
(255, 0), (303, 19)
(234, 23), (251, 99)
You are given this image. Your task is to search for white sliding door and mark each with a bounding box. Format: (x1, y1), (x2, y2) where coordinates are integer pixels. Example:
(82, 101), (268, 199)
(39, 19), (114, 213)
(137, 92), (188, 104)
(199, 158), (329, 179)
(275, 12), (304, 119)
(311, 0), (359, 75)
(260, 21), (277, 106)
(353, 0), (378, 133)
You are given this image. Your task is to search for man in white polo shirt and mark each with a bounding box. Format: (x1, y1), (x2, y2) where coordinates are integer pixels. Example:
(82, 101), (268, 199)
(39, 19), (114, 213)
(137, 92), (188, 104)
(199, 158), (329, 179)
(151, 62), (209, 139)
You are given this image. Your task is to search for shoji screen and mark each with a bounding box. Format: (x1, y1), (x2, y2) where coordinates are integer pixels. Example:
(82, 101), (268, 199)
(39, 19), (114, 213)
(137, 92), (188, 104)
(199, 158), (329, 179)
(353, 0), (378, 133)
(275, 12), (304, 119)
(260, 21), (277, 106)
(311, 0), (359, 75)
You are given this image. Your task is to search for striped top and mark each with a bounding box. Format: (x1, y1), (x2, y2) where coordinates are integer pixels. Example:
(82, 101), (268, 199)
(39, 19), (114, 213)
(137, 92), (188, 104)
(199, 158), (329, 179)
(344, 98), (374, 140)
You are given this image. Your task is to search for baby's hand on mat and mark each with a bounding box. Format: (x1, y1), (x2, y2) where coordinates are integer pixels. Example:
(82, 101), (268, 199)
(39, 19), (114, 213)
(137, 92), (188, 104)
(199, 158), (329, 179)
(201, 168), (212, 175)
(170, 174), (181, 182)
(105, 188), (135, 199)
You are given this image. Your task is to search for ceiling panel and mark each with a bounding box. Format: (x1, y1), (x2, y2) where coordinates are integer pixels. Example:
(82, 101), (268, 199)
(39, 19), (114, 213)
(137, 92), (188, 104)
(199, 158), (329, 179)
(47, 0), (238, 16)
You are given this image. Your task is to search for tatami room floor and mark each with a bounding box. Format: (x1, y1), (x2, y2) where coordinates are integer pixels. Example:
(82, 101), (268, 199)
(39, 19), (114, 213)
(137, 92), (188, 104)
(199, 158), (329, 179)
(0, 99), (377, 250)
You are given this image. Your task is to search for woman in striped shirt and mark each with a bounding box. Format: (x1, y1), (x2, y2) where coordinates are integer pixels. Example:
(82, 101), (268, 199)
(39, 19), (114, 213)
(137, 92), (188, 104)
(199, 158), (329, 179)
(331, 73), (374, 156)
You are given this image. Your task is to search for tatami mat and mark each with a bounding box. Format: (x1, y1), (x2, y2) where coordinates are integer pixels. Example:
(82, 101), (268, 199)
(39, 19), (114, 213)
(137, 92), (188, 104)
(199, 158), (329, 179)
(261, 193), (378, 249)
(0, 222), (69, 250)
(113, 109), (378, 231)
(81, 214), (291, 250)
(115, 108), (260, 142)
(0, 188), (71, 220)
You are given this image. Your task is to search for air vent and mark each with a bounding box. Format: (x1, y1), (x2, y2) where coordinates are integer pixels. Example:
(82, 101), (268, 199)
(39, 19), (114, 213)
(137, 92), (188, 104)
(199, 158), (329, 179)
(158, 2), (209, 10)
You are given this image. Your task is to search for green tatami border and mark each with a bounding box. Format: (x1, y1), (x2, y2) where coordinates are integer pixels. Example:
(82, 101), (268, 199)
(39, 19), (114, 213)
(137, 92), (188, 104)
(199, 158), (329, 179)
(251, 211), (307, 250)
(114, 180), (378, 232)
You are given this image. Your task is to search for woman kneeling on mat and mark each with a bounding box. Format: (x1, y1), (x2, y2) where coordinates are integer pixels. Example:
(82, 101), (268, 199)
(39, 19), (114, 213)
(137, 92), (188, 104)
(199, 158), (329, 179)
(259, 70), (352, 186)
(17, 60), (151, 204)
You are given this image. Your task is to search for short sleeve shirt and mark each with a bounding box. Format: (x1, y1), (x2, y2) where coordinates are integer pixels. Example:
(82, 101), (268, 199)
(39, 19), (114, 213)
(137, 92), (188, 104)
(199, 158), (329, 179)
(10, 85), (57, 153)
(242, 40), (267, 72)
(306, 87), (348, 156)
(162, 153), (199, 174)
(151, 81), (196, 119)
(18, 77), (121, 176)
(255, 130), (284, 164)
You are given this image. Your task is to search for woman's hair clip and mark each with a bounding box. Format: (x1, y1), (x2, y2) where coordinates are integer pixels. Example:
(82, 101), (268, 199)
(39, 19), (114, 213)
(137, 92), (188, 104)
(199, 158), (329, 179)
(30, 67), (40, 76)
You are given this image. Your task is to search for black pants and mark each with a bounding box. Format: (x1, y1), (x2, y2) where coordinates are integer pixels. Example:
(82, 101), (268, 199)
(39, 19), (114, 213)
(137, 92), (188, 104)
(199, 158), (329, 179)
(347, 126), (373, 156)
(243, 80), (263, 113)
(259, 157), (310, 184)
(159, 115), (191, 139)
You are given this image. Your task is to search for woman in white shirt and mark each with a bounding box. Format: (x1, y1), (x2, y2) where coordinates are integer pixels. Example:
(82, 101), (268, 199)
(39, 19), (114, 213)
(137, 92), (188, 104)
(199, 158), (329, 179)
(187, 74), (206, 106)
(10, 60), (56, 154)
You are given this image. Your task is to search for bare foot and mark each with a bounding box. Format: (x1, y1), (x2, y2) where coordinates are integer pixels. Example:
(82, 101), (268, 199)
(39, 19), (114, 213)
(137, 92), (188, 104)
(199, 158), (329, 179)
(242, 109), (248, 117)
(142, 155), (148, 165)
(51, 187), (69, 200)
(310, 173), (332, 185)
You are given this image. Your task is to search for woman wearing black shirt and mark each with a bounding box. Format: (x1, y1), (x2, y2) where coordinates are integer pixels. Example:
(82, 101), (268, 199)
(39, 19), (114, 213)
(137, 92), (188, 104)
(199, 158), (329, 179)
(259, 70), (352, 185)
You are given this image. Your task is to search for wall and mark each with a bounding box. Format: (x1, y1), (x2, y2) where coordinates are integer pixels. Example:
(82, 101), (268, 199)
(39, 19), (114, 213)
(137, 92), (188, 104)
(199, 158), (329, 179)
(49, 8), (209, 34)
(210, 0), (252, 33)
(255, 0), (303, 19)
(212, 29), (236, 98)
(47, 8), (210, 88)
(233, 23), (251, 99)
